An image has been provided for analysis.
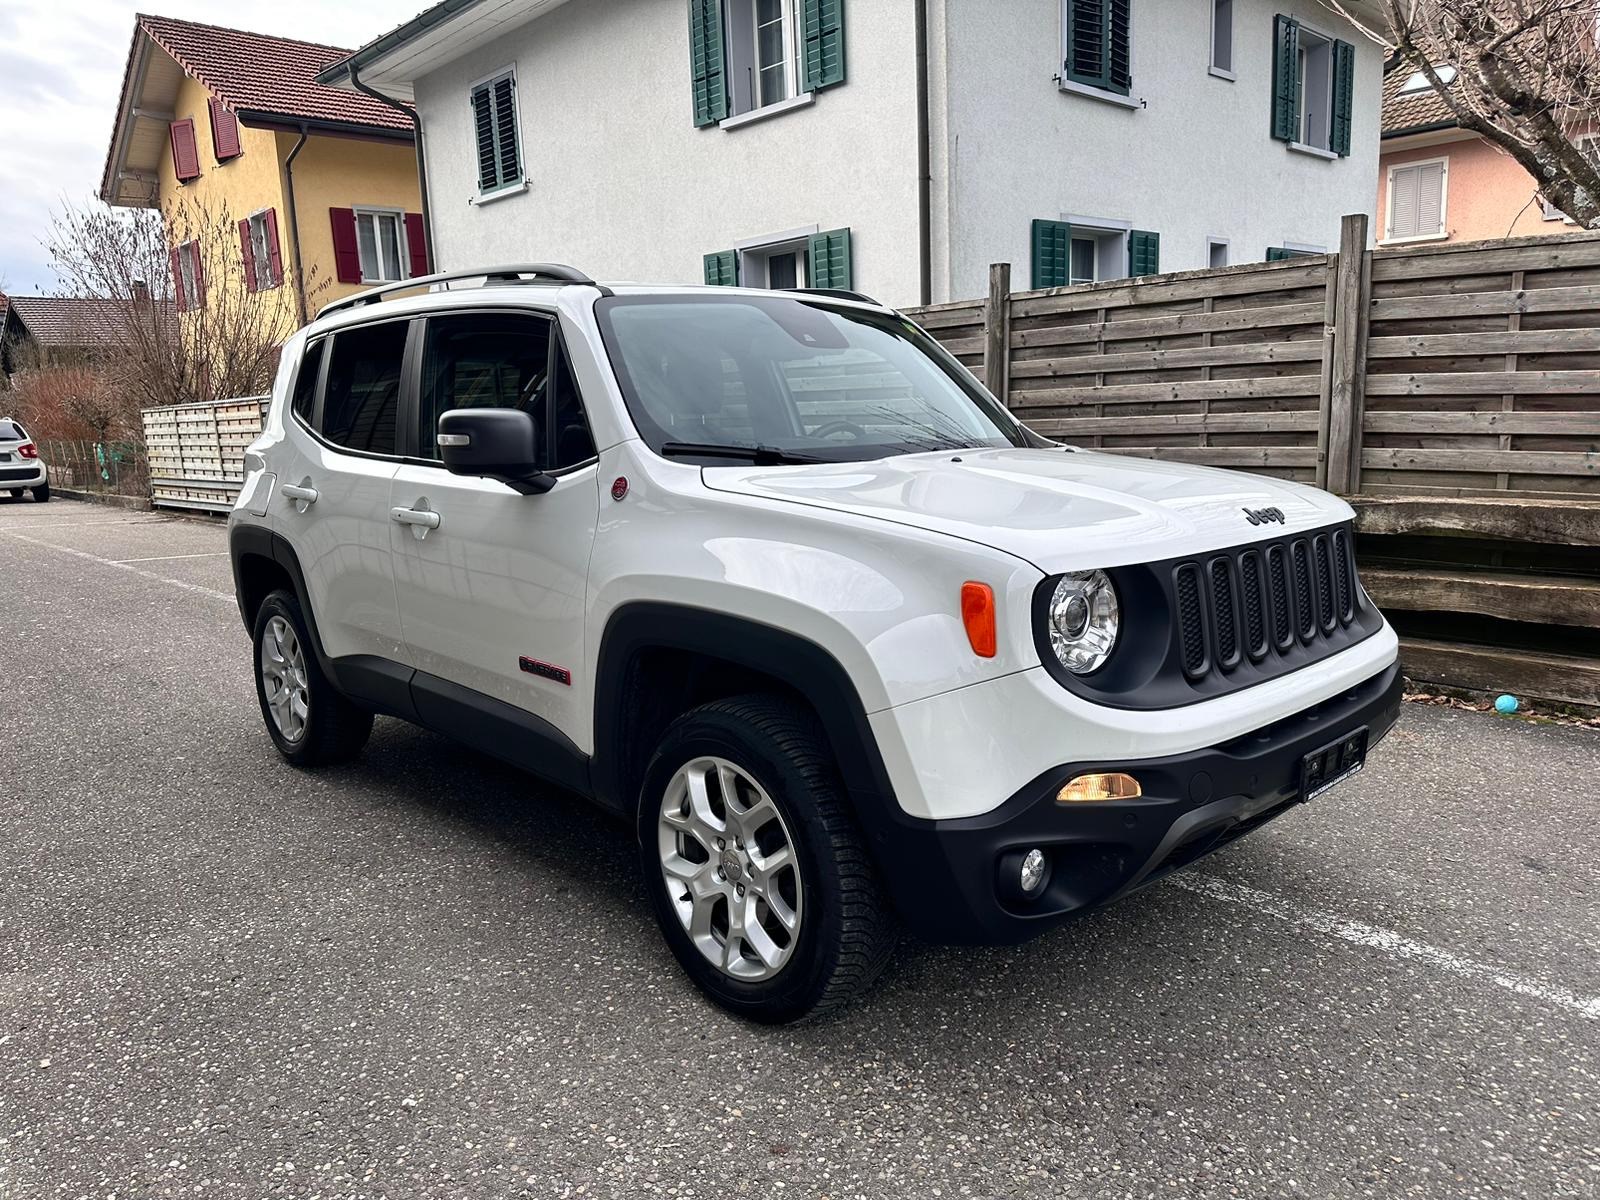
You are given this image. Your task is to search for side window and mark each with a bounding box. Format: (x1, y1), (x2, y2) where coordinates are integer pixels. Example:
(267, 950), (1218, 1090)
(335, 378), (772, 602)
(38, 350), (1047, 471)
(321, 321), (408, 456)
(551, 343), (596, 468)
(291, 338), (324, 425)
(419, 313), (552, 461)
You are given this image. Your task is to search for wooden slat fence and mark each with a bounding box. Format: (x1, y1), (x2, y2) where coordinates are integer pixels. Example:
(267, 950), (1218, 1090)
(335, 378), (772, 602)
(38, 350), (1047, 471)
(908, 218), (1600, 708)
(141, 395), (269, 513)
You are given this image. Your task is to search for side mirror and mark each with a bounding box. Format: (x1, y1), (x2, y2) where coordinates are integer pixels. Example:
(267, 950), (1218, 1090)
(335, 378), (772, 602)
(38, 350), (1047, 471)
(437, 408), (555, 495)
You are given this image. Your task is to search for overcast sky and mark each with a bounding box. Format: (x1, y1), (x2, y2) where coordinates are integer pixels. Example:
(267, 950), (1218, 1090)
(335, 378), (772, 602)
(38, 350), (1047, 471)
(0, 0), (419, 297)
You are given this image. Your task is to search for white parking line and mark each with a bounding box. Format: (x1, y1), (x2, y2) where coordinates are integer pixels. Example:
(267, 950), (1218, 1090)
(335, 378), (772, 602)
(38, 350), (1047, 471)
(0, 529), (234, 604)
(1173, 872), (1600, 1020)
(112, 551), (229, 564)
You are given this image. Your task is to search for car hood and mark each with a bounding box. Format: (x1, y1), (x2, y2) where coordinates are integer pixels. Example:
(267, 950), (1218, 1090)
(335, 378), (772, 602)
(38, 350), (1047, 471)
(701, 447), (1353, 574)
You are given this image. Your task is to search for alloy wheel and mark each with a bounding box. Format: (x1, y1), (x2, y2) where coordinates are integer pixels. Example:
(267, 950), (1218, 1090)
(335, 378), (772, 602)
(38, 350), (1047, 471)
(657, 756), (804, 981)
(259, 615), (310, 743)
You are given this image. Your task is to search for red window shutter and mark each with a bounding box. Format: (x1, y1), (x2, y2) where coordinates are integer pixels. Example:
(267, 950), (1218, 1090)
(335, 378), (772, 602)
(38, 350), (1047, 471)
(329, 208), (362, 283)
(169, 246), (187, 312)
(169, 118), (201, 181)
(209, 98), (241, 161)
(264, 209), (284, 287)
(239, 219), (258, 293)
(405, 213), (430, 277)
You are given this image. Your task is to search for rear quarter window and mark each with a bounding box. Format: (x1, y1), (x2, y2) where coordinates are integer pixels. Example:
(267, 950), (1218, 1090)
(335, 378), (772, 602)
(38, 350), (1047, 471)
(0, 420), (25, 441)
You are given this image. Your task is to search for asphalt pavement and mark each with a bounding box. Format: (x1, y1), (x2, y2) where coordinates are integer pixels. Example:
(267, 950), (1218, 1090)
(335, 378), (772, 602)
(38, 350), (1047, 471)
(2, 497), (1597, 1199)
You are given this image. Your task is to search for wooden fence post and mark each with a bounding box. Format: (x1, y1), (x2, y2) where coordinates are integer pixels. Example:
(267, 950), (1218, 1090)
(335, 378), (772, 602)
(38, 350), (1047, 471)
(983, 262), (1012, 402)
(1326, 212), (1371, 494)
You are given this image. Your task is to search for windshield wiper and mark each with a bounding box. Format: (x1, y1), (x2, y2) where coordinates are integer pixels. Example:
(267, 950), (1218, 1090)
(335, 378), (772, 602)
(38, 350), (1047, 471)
(659, 441), (825, 465)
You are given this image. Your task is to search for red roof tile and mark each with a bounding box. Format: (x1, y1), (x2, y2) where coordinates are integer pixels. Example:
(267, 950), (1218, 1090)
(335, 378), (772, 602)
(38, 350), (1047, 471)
(6, 295), (174, 349)
(136, 13), (414, 133)
(1383, 64), (1458, 137)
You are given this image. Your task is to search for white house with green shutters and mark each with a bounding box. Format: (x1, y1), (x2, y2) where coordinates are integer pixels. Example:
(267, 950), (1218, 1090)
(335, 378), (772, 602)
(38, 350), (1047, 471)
(319, 0), (1385, 308)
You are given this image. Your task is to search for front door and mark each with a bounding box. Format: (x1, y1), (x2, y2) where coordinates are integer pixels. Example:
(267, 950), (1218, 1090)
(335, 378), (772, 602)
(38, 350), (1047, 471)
(388, 310), (600, 746)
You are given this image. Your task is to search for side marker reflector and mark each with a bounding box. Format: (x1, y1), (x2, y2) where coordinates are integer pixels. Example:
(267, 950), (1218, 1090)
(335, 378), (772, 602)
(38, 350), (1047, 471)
(960, 581), (997, 658)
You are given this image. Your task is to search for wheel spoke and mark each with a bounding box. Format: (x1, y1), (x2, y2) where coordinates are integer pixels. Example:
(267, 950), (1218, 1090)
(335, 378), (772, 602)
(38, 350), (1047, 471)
(732, 795), (780, 842)
(763, 889), (799, 934)
(749, 842), (792, 882)
(684, 766), (726, 841)
(743, 910), (785, 969)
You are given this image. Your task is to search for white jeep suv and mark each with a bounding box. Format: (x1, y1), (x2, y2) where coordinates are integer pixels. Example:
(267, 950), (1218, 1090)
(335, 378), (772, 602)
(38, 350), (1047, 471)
(229, 265), (1401, 1022)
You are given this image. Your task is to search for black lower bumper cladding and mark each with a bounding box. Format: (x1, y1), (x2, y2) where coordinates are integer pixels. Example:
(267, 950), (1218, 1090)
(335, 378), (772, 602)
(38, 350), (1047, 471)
(878, 661), (1404, 944)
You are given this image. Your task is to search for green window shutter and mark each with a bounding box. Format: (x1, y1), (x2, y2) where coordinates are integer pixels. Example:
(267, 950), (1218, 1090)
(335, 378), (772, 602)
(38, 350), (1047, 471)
(1062, 0), (1130, 95)
(1031, 219), (1071, 289)
(704, 249), (738, 286)
(1271, 14), (1300, 142)
(471, 74), (520, 192)
(802, 0), (846, 92)
(1128, 230), (1160, 277)
(689, 0), (729, 128)
(1331, 39), (1355, 156)
(808, 228), (853, 289)
(1266, 246), (1314, 261)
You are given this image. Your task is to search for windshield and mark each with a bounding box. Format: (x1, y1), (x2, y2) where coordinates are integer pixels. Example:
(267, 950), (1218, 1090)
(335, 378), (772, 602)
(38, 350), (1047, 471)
(596, 295), (1038, 462)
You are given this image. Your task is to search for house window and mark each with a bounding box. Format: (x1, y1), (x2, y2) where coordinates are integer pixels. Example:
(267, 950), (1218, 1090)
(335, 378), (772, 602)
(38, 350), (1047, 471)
(1397, 65), (1455, 95)
(1385, 157), (1448, 241)
(1207, 238), (1230, 269)
(246, 211), (276, 290)
(706, 227), (852, 289)
(172, 239), (202, 311)
(355, 210), (408, 284)
(745, 241), (807, 289)
(1267, 245), (1323, 261)
(1061, 0), (1132, 96)
(470, 69), (522, 194)
(1032, 218), (1158, 287)
(1541, 136), (1599, 221)
(724, 0), (800, 115)
(1272, 15), (1354, 156)
(1211, 0), (1234, 76)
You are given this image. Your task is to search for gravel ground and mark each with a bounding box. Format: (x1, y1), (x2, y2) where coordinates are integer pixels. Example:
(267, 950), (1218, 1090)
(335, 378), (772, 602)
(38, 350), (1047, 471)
(2, 497), (1597, 1199)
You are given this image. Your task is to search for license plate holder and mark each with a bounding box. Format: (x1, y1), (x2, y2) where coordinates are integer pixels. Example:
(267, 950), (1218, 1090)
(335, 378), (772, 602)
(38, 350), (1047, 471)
(1300, 727), (1368, 801)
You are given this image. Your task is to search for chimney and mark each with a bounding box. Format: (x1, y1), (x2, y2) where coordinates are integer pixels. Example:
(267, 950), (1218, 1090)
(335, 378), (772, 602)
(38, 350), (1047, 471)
(132, 278), (151, 305)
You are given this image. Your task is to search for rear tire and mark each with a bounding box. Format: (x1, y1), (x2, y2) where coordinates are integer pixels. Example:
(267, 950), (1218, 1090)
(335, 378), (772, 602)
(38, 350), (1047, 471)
(32, 482), (49, 502)
(252, 589), (372, 765)
(639, 694), (895, 1023)
(7, 489), (20, 498)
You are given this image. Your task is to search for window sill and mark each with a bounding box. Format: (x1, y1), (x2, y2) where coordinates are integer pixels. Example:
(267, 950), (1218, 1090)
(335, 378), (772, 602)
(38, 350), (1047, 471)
(1287, 141), (1339, 161)
(1379, 232), (1449, 246)
(1057, 78), (1141, 110)
(470, 180), (529, 206)
(1208, 66), (1236, 82)
(720, 92), (814, 130)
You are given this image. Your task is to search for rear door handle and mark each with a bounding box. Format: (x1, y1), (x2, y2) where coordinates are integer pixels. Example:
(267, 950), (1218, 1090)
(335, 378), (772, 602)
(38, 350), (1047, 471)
(390, 504), (441, 539)
(281, 481), (318, 512)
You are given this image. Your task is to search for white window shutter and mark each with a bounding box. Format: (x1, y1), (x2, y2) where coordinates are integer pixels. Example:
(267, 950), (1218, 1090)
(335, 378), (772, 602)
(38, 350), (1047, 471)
(1390, 165), (1419, 239)
(1416, 161), (1445, 235)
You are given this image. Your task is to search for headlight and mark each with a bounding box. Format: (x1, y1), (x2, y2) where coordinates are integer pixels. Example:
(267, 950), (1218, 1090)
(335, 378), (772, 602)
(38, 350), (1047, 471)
(1046, 570), (1120, 674)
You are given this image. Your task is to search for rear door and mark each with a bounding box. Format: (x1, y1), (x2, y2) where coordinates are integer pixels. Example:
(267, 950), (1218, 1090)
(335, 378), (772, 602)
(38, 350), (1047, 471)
(388, 309), (600, 745)
(276, 319), (412, 666)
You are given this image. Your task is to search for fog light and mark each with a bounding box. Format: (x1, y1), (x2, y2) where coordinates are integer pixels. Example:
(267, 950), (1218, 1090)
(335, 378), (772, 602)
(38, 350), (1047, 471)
(1019, 848), (1048, 896)
(1056, 772), (1142, 803)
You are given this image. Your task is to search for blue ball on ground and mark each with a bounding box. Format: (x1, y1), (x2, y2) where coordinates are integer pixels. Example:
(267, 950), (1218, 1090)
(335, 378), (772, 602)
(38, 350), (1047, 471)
(1494, 694), (1519, 715)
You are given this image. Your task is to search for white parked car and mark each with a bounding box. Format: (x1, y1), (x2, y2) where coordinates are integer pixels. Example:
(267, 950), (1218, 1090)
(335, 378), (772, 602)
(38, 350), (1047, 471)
(0, 419), (49, 502)
(228, 266), (1401, 1022)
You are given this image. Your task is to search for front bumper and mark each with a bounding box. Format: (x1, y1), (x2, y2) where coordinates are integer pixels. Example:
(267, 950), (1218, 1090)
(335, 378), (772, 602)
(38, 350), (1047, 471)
(874, 660), (1403, 944)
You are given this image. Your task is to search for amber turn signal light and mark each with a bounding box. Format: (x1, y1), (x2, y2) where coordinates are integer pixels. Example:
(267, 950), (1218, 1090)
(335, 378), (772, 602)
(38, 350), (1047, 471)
(1056, 772), (1142, 803)
(960, 581), (997, 658)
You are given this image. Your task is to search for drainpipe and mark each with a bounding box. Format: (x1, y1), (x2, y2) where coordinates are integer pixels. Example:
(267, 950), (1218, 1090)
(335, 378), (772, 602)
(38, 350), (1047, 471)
(282, 124), (310, 325)
(914, 0), (932, 306)
(348, 62), (436, 271)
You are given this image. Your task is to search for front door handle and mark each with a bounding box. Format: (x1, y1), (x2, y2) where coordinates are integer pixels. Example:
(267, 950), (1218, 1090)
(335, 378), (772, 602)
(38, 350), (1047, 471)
(281, 480), (318, 513)
(390, 502), (441, 540)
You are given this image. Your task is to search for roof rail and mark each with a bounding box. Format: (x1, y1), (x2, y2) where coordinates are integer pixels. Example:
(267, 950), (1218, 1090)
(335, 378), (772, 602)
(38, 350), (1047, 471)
(788, 286), (882, 306)
(317, 263), (600, 318)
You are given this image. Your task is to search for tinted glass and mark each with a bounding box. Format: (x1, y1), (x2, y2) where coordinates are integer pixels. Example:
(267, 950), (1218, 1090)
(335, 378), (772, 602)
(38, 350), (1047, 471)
(322, 321), (408, 455)
(419, 313), (552, 460)
(550, 345), (596, 468)
(0, 420), (24, 441)
(596, 296), (1032, 461)
(291, 338), (324, 425)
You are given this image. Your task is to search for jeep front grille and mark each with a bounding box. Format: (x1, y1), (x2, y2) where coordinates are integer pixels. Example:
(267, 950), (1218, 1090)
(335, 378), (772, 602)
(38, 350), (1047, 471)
(1175, 527), (1361, 685)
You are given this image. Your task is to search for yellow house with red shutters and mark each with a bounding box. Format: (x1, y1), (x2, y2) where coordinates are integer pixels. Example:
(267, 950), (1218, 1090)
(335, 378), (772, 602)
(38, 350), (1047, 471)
(101, 14), (425, 336)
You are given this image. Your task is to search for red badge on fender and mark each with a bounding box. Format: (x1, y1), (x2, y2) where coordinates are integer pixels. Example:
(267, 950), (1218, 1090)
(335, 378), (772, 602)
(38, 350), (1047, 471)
(611, 477), (628, 501)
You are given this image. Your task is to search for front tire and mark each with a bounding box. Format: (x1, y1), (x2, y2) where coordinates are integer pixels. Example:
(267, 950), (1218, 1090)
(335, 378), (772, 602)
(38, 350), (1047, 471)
(32, 482), (49, 502)
(639, 695), (895, 1023)
(252, 589), (372, 765)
